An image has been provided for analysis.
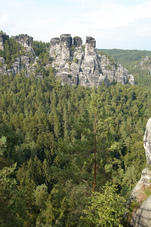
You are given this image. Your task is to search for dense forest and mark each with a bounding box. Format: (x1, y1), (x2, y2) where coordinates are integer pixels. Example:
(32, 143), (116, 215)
(0, 39), (151, 226)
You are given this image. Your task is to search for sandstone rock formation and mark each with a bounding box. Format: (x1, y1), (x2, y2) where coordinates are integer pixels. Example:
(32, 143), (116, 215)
(13, 34), (33, 50)
(0, 32), (9, 51)
(144, 118), (151, 165)
(133, 196), (151, 227)
(13, 34), (36, 58)
(49, 34), (135, 87)
(0, 32), (4, 51)
(138, 56), (151, 75)
(131, 118), (151, 226)
(0, 32), (135, 86)
(0, 33), (37, 76)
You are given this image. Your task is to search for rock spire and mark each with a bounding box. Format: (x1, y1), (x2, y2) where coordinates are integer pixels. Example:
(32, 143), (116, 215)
(49, 34), (135, 87)
(131, 118), (151, 226)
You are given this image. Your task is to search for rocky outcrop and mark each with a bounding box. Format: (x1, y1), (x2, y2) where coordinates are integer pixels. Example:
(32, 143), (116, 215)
(13, 34), (33, 50)
(134, 56), (151, 75)
(131, 118), (151, 226)
(0, 32), (9, 51)
(144, 118), (151, 165)
(13, 34), (36, 57)
(0, 33), (4, 51)
(132, 195), (151, 227)
(0, 33), (37, 76)
(0, 32), (135, 86)
(49, 34), (135, 87)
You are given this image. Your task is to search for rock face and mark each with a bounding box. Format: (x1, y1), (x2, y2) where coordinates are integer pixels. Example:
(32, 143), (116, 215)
(0, 32), (135, 86)
(13, 34), (36, 57)
(0, 32), (9, 51)
(131, 168), (151, 203)
(0, 33), (37, 76)
(132, 195), (151, 227)
(144, 118), (151, 165)
(131, 118), (151, 226)
(13, 34), (33, 50)
(49, 34), (135, 87)
(138, 56), (151, 75)
(0, 33), (4, 51)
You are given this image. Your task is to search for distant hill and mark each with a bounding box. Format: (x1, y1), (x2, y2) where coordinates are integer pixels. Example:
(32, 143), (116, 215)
(98, 49), (151, 87)
(99, 49), (151, 66)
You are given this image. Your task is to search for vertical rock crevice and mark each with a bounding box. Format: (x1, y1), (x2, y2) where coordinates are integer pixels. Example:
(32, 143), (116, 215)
(49, 34), (134, 87)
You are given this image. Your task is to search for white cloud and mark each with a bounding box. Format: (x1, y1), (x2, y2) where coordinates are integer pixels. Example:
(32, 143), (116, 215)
(0, 0), (151, 49)
(0, 15), (9, 30)
(64, 0), (151, 49)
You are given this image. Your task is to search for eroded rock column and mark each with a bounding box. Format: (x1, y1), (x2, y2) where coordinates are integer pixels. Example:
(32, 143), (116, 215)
(79, 36), (103, 87)
(131, 118), (151, 227)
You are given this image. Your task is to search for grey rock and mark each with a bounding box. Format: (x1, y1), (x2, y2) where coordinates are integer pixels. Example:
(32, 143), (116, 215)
(12, 60), (20, 75)
(86, 36), (96, 48)
(73, 36), (82, 47)
(50, 37), (60, 46)
(60, 34), (72, 48)
(138, 56), (151, 75)
(13, 34), (33, 49)
(128, 74), (135, 85)
(49, 34), (72, 72)
(131, 168), (151, 202)
(0, 33), (4, 51)
(130, 118), (151, 226)
(131, 118), (151, 202)
(0, 32), (135, 86)
(144, 118), (151, 165)
(49, 34), (134, 87)
(132, 196), (151, 227)
(13, 34), (36, 58)
(0, 32), (9, 51)
(0, 33), (37, 77)
(140, 56), (150, 66)
(21, 56), (30, 67)
(0, 57), (5, 64)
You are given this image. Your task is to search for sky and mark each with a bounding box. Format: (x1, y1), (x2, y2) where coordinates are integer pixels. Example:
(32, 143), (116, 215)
(0, 0), (151, 50)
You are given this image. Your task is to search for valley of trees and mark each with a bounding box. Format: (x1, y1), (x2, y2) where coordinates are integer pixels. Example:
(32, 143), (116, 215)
(100, 49), (151, 66)
(100, 49), (151, 88)
(0, 39), (151, 226)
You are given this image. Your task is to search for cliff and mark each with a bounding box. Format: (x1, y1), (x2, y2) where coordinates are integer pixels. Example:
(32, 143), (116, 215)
(130, 118), (151, 226)
(49, 34), (134, 86)
(0, 32), (135, 87)
(0, 33), (38, 76)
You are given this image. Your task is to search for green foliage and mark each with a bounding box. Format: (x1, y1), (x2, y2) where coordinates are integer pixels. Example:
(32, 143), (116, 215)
(1, 34), (151, 225)
(0, 72), (150, 226)
(98, 49), (151, 88)
(81, 184), (127, 226)
(99, 49), (151, 65)
(68, 74), (72, 78)
(0, 136), (6, 155)
(0, 38), (25, 67)
(144, 188), (151, 198)
(71, 44), (75, 52)
(0, 163), (28, 227)
(73, 57), (78, 63)
(34, 184), (48, 208)
(33, 40), (49, 56)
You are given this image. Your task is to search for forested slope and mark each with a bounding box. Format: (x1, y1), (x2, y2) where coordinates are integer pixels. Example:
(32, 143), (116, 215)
(0, 37), (151, 226)
(0, 71), (150, 226)
(100, 49), (151, 65)
(100, 49), (151, 87)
